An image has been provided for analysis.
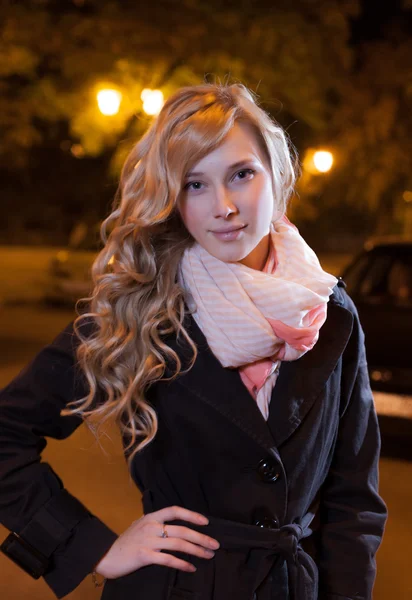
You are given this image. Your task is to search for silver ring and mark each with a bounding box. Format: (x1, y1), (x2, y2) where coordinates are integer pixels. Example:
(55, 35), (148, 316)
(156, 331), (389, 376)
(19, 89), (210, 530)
(161, 523), (168, 538)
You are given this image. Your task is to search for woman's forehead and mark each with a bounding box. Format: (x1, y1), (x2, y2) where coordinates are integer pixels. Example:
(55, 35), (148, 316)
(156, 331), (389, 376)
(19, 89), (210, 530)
(188, 122), (263, 173)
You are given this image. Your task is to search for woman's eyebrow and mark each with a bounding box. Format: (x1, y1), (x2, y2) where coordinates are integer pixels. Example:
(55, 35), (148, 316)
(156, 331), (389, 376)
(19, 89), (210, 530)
(186, 159), (255, 178)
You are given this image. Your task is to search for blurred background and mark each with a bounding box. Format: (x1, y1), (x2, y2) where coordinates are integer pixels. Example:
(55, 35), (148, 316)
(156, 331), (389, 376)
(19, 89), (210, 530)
(0, 0), (412, 598)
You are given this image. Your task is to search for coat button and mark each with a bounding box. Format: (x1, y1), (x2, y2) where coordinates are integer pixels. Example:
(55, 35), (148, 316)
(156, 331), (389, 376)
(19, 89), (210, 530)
(257, 458), (280, 483)
(254, 517), (279, 529)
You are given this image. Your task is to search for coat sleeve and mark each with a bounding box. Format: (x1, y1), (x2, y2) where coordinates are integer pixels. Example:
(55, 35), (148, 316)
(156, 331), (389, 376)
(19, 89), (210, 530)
(318, 292), (388, 600)
(0, 320), (119, 599)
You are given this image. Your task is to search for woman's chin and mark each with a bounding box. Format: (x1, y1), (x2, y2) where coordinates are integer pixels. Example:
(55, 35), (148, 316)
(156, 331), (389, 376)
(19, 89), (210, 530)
(205, 246), (250, 264)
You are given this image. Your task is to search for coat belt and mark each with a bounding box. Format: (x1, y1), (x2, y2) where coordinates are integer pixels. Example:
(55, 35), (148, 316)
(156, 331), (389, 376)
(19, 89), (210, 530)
(170, 514), (318, 600)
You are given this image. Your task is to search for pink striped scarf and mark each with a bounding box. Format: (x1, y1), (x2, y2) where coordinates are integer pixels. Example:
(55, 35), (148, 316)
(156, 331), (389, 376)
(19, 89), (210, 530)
(178, 217), (338, 420)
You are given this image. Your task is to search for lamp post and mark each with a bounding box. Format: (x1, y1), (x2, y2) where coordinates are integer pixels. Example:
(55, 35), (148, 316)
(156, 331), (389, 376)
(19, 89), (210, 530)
(141, 89), (164, 116)
(95, 86), (164, 118)
(298, 148), (336, 204)
(313, 150), (334, 174)
(303, 149), (334, 175)
(96, 89), (123, 116)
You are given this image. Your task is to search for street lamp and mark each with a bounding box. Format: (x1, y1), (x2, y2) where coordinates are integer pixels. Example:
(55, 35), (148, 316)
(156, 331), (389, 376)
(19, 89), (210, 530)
(302, 149), (335, 176)
(313, 151), (334, 173)
(96, 89), (123, 116)
(141, 89), (164, 116)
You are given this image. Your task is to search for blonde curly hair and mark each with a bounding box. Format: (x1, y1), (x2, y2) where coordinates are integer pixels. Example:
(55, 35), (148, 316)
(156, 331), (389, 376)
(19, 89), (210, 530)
(61, 82), (298, 467)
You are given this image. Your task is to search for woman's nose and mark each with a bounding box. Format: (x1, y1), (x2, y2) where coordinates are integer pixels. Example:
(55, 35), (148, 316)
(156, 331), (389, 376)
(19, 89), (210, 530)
(212, 187), (238, 218)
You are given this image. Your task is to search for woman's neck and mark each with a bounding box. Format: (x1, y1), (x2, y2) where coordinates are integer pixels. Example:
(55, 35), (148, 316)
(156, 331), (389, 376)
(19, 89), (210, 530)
(238, 232), (271, 271)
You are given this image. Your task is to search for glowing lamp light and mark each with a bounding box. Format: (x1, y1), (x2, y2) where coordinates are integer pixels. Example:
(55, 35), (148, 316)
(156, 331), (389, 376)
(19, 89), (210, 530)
(403, 190), (412, 203)
(313, 151), (334, 173)
(141, 88), (164, 116)
(97, 89), (122, 116)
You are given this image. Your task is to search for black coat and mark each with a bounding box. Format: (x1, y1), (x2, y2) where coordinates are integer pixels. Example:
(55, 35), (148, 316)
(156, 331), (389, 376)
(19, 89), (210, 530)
(0, 282), (387, 599)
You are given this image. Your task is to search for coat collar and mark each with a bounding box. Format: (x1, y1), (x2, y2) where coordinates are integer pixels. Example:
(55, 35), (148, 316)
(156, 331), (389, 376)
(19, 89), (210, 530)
(165, 285), (354, 452)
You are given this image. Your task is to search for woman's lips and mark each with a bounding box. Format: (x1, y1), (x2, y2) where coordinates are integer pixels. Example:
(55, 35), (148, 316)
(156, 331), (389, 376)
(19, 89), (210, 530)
(211, 225), (247, 241)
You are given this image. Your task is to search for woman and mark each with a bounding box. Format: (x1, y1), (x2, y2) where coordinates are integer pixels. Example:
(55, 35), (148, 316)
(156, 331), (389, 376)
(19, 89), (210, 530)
(0, 83), (387, 600)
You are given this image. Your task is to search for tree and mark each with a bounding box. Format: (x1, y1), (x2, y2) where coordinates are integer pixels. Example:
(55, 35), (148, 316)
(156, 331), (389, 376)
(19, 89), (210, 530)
(1, 0), (411, 240)
(303, 19), (412, 236)
(0, 0), (359, 161)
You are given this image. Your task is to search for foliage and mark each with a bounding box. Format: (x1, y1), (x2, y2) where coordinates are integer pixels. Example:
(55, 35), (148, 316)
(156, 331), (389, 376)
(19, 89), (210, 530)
(0, 0), (359, 151)
(318, 22), (412, 233)
(1, 0), (411, 236)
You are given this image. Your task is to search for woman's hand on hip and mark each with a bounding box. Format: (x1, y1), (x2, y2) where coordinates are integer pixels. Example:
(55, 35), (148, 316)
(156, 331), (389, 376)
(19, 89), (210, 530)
(94, 505), (220, 579)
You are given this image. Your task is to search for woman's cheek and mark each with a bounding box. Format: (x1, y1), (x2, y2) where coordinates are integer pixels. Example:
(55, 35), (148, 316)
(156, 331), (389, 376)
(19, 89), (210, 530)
(186, 204), (207, 235)
(179, 199), (197, 233)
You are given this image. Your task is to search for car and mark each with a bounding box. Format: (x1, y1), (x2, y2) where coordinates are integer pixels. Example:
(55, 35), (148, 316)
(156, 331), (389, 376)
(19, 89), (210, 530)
(341, 237), (412, 415)
(45, 222), (101, 305)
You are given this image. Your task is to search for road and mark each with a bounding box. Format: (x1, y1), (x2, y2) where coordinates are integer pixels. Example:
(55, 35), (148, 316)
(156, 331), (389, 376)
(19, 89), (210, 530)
(0, 304), (411, 599)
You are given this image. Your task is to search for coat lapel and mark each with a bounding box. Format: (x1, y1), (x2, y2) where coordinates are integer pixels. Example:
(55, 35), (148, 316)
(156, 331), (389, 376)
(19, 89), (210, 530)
(167, 314), (276, 451)
(165, 291), (354, 453)
(266, 300), (354, 447)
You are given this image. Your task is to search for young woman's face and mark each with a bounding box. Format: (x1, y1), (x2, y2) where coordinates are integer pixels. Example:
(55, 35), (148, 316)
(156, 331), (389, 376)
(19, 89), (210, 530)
(177, 121), (275, 270)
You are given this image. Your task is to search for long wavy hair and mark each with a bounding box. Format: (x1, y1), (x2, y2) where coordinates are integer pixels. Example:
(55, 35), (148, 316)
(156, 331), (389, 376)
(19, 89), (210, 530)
(61, 83), (299, 468)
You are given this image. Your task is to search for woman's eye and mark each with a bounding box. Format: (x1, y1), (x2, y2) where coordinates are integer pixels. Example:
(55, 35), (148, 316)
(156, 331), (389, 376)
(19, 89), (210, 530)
(184, 181), (203, 191)
(234, 168), (255, 181)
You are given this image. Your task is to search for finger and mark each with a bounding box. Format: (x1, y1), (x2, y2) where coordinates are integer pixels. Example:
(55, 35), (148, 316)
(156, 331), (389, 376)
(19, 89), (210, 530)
(164, 525), (220, 550)
(146, 550), (197, 573)
(155, 537), (216, 560)
(149, 506), (209, 525)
